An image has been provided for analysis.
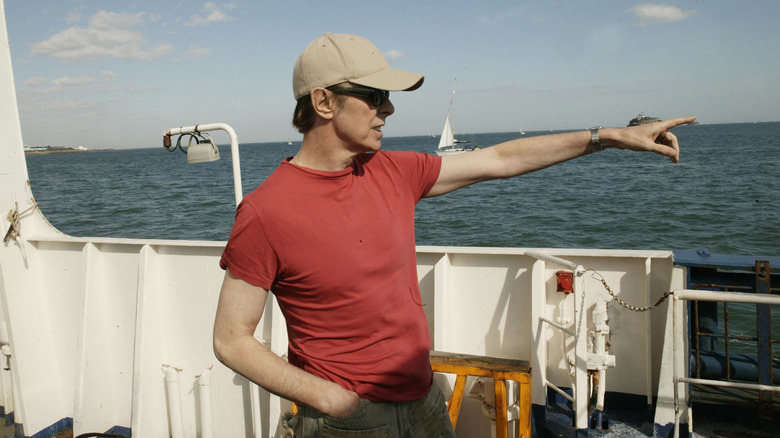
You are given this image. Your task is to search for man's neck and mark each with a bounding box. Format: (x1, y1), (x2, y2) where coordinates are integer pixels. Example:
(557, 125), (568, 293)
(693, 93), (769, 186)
(293, 128), (359, 171)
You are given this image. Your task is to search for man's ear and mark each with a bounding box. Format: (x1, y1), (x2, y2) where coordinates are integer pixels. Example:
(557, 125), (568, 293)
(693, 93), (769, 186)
(311, 88), (336, 120)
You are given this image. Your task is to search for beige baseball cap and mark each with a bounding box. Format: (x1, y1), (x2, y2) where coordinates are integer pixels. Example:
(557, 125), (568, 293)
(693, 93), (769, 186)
(293, 33), (424, 100)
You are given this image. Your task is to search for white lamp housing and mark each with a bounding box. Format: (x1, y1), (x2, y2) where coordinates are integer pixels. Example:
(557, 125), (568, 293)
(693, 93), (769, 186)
(186, 134), (220, 164)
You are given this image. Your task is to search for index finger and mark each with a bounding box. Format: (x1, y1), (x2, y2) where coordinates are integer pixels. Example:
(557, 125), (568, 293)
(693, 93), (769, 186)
(660, 116), (697, 129)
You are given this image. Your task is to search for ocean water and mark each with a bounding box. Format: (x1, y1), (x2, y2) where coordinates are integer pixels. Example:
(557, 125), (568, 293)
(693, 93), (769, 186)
(25, 122), (780, 257)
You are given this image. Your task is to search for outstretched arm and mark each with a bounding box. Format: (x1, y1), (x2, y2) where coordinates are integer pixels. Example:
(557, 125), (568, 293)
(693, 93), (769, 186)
(426, 116), (696, 197)
(213, 269), (360, 417)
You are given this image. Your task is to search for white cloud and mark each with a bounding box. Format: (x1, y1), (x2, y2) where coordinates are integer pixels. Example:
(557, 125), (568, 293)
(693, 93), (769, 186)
(184, 2), (237, 27)
(17, 88), (97, 116)
(29, 11), (173, 61)
(174, 44), (216, 61)
(533, 13), (550, 23)
(24, 77), (46, 86)
(52, 75), (95, 87)
(477, 7), (525, 25)
(383, 49), (407, 61)
(99, 70), (117, 82)
(64, 10), (81, 25)
(89, 10), (146, 30)
(628, 3), (697, 26)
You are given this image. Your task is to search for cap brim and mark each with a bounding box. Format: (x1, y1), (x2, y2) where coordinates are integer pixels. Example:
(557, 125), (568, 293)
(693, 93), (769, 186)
(349, 67), (424, 92)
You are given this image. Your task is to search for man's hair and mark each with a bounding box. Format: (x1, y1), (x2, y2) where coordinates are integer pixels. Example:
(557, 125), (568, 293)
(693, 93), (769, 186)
(292, 95), (316, 134)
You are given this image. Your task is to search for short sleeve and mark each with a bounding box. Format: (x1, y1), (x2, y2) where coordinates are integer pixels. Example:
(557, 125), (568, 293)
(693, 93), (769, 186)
(219, 200), (277, 289)
(385, 151), (442, 200)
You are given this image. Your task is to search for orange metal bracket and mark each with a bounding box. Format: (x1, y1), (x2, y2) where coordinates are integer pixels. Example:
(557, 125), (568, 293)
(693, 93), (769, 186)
(430, 351), (532, 438)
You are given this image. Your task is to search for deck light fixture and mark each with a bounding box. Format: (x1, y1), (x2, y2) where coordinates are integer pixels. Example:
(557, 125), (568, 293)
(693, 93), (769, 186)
(185, 133), (220, 164)
(163, 131), (220, 164)
(163, 123), (244, 206)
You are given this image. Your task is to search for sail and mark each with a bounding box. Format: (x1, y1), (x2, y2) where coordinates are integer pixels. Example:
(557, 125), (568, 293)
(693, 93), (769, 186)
(438, 114), (454, 149)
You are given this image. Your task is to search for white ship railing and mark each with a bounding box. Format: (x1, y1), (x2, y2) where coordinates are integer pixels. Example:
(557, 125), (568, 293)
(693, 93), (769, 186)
(526, 252), (588, 431)
(672, 288), (780, 438)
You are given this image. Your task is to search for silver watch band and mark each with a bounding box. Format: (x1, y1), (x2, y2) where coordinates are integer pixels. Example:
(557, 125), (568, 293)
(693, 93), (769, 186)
(590, 128), (603, 152)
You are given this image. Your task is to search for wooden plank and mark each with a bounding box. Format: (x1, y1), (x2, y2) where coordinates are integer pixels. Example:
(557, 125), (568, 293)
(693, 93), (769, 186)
(430, 351), (530, 374)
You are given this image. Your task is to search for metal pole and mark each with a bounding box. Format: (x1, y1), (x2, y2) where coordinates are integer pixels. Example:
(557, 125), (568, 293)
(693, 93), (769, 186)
(755, 260), (773, 420)
(673, 295), (680, 438)
(165, 123), (243, 207)
(525, 250), (579, 271)
(573, 266), (588, 434)
(675, 288), (780, 305)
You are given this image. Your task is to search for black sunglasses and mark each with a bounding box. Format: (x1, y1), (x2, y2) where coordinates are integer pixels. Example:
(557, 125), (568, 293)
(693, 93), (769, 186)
(329, 86), (390, 107)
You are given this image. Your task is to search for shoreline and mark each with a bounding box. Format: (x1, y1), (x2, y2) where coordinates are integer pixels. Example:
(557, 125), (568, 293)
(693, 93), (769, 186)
(24, 148), (111, 155)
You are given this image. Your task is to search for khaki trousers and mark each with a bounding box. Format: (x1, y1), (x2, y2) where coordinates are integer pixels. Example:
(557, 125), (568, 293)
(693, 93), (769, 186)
(281, 382), (455, 438)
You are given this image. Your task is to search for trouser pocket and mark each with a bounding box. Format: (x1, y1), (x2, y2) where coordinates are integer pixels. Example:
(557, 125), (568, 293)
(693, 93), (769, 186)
(321, 398), (390, 436)
(321, 423), (390, 437)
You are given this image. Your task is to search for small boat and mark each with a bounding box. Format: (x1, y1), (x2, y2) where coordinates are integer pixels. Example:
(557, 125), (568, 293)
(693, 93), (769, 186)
(628, 113), (662, 126)
(435, 80), (476, 156)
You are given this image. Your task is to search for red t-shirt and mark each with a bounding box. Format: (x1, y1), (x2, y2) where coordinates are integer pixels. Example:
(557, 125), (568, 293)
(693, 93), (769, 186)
(220, 150), (442, 402)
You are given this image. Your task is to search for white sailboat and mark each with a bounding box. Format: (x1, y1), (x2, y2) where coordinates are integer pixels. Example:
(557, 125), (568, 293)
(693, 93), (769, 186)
(435, 80), (475, 156)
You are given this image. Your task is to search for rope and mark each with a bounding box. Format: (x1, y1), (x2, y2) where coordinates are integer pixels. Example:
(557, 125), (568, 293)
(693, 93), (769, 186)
(3, 201), (36, 243)
(588, 270), (673, 312)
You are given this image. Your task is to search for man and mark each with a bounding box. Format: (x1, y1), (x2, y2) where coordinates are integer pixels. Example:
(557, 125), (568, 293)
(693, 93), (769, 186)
(213, 33), (695, 437)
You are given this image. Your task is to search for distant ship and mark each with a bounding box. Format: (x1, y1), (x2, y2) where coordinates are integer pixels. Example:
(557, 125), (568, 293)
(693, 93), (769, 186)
(627, 113), (661, 126)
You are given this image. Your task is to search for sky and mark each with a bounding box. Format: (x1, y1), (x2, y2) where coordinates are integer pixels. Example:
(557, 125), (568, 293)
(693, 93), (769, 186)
(4, 1), (780, 149)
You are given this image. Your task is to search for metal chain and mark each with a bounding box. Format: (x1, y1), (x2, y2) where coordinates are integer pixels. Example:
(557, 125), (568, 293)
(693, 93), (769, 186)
(588, 270), (673, 312)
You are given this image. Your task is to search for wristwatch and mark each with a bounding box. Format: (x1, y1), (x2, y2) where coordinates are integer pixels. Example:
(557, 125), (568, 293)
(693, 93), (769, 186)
(590, 127), (603, 152)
